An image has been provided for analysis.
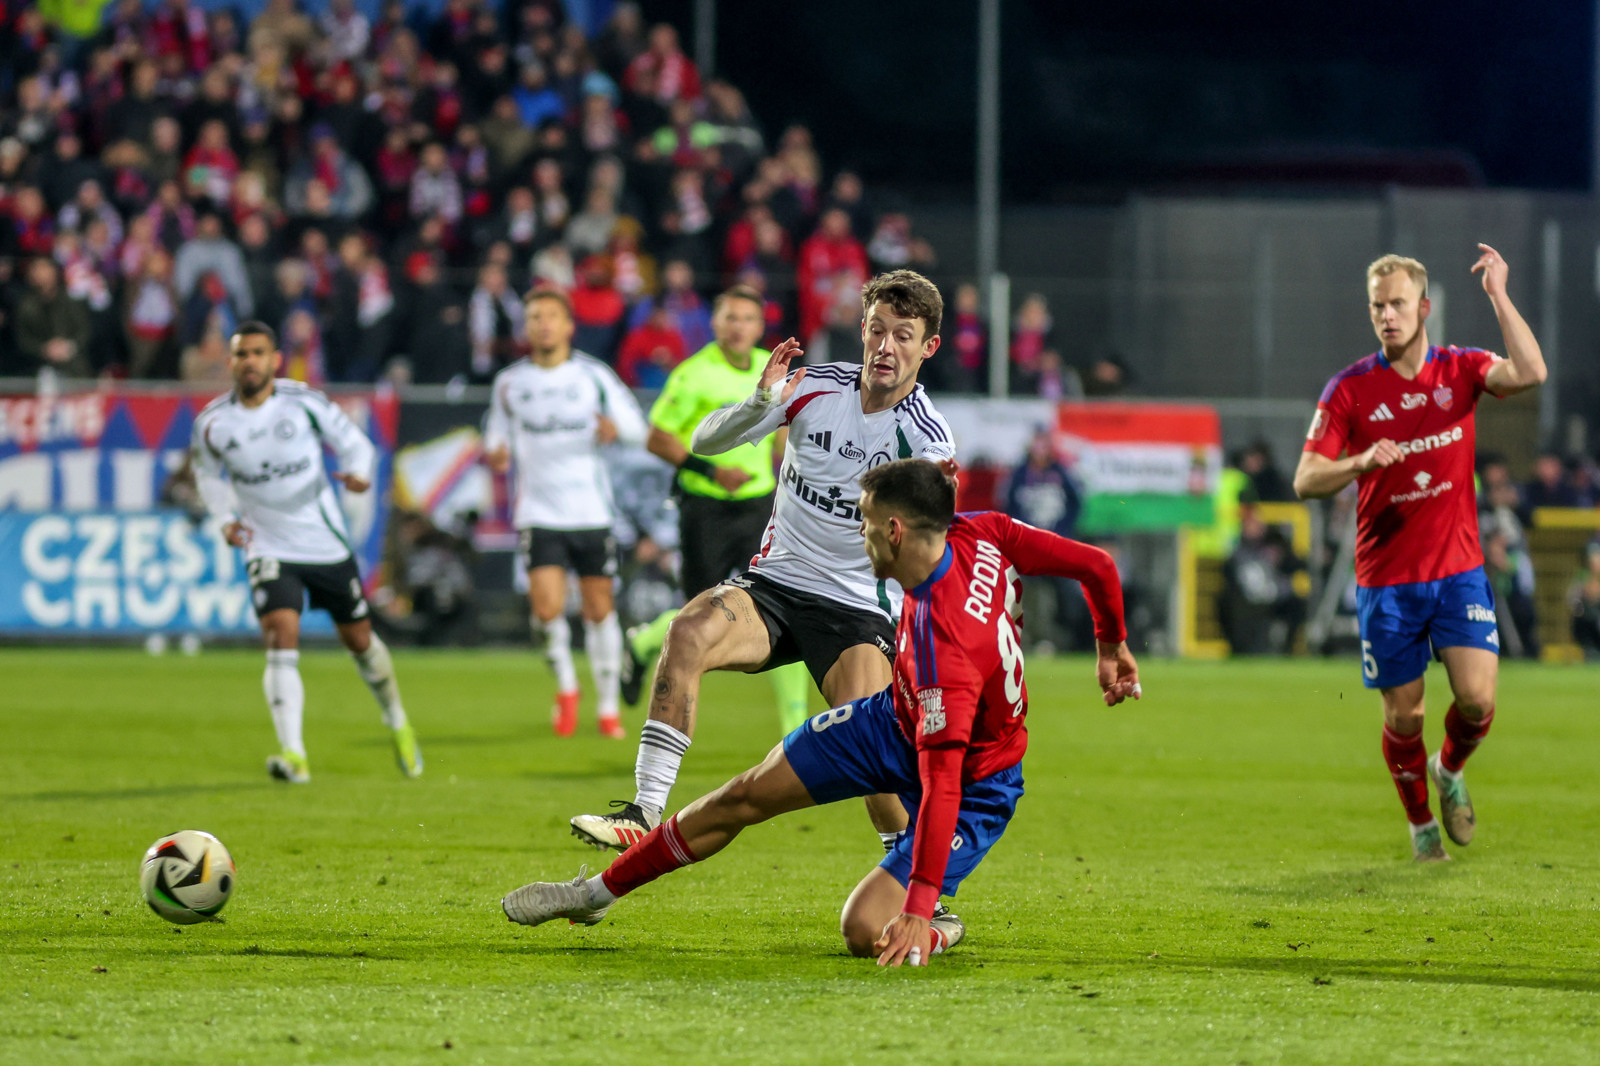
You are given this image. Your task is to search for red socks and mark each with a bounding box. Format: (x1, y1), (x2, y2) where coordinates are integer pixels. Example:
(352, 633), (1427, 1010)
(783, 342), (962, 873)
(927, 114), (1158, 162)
(600, 815), (698, 898)
(1440, 704), (1494, 774)
(1381, 726), (1433, 825)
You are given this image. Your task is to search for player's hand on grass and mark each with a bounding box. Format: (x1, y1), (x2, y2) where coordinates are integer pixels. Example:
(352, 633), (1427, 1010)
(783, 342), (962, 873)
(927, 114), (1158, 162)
(333, 472), (370, 493)
(594, 414), (619, 445)
(1353, 439), (1403, 473)
(1472, 243), (1509, 299)
(222, 521), (252, 548)
(1097, 640), (1141, 706)
(714, 465), (753, 492)
(875, 912), (933, 968)
(484, 444), (511, 475)
(757, 337), (806, 405)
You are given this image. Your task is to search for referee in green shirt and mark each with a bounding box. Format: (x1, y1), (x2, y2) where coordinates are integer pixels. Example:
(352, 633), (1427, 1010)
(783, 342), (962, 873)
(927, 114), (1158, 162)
(619, 285), (813, 730)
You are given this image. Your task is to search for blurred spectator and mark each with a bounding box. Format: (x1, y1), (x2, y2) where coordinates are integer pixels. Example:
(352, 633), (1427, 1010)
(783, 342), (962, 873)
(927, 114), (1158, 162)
(1568, 455), (1600, 508)
(594, 2), (646, 80)
(482, 96), (538, 184)
(625, 23), (700, 105)
(182, 119), (239, 205)
(945, 282), (986, 393)
(1568, 536), (1600, 659)
(286, 126), (373, 222)
(570, 254), (626, 357)
(825, 170), (872, 241)
(55, 229), (117, 369)
(6, 186), (56, 258)
(1003, 430), (1090, 649)
(650, 98), (717, 169)
(616, 303), (687, 387)
(1235, 439), (1295, 502)
(281, 305), (324, 383)
(58, 179), (123, 245)
(1079, 349), (1133, 397)
(1518, 450), (1579, 524)
(386, 510), (477, 646)
(16, 256), (91, 376)
(38, 132), (101, 211)
(1219, 506), (1307, 655)
(1009, 292), (1054, 395)
(512, 63), (564, 129)
(180, 322), (231, 385)
(397, 253), (467, 384)
(328, 232), (395, 383)
(123, 247), (179, 378)
(1479, 466), (1537, 658)
(866, 212), (935, 274)
(467, 261), (524, 381)
(174, 211), (252, 316)
(318, 0), (370, 63)
(627, 258), (711, 352)
(796, 206), (868, 345)
(144, 179), (196, 251)
(565, 186), (619, 259)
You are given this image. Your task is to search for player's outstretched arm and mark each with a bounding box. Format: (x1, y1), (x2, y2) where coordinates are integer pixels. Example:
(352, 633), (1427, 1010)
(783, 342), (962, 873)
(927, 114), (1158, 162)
(690, 338), (806, 456)
(1292, 442), (1401, 499)
(1097, 640), (1142, 706)
(1474, 245), (1547, 397)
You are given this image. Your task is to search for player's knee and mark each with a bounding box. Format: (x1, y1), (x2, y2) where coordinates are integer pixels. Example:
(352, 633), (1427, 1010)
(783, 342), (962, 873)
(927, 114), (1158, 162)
(659, 609), (716, 671)
(1455, 692), (1495, 721)
(839, 908), (879, 958)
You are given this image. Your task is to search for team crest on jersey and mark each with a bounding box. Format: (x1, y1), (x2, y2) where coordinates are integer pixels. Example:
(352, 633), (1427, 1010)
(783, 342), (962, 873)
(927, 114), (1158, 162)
(1401, 392), (1427, 410)
(1307, 409), (1327, 441)
(919, 688), (946, 735)
(274, 419), (296, 440)
(838, 439), (866, 462)
(1414, 471), (1432, 489)
(868, 450), (892, 468)
(1432, 386), (1454, 410)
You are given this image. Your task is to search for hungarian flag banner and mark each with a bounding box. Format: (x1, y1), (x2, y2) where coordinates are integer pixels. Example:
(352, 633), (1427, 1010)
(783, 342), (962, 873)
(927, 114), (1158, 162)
(1054, 402), (1221, 532)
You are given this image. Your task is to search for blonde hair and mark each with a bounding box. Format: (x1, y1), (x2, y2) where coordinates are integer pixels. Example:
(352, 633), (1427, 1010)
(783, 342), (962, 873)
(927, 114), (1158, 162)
(1367, 254), (1428, 299)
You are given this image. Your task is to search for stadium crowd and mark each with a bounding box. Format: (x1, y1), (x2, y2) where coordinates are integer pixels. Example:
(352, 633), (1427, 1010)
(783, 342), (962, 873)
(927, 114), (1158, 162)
(0, 0), (963, 389)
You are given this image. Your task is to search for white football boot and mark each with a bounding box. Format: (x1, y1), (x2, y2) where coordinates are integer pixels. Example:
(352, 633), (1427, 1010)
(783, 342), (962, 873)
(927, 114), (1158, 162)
(570, 801), (659, 850)
(502, 866), (612, 927)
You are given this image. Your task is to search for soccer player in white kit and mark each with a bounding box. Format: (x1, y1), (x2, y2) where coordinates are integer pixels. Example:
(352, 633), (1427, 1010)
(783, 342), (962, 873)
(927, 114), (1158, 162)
(571, 270), (956, 850)
(190, 321), (422, 783)
(484, 288), (648, 737)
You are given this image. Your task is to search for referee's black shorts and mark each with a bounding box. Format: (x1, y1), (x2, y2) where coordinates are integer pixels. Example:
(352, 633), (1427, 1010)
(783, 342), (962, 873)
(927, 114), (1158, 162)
(678, 492), (775, 599)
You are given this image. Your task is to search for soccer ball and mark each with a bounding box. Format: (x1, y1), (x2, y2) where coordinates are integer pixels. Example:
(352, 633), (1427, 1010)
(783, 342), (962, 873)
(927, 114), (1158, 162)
(139, 830), (236, 924)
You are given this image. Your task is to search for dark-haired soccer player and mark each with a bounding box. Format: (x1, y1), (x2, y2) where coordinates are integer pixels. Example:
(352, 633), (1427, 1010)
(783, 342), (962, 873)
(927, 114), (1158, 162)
(484, 287), (647, 738)
(191, 321), (422, 783)
(1294, 247), (1546, 861)
(571, 270), (956, 854)
(507, 458), (1140, 965)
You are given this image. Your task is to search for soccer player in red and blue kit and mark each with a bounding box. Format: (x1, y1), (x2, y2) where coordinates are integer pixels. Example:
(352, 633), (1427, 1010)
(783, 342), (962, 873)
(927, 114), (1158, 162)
(502, 459), (1141, 964)
(1294, 248), (1547, 862)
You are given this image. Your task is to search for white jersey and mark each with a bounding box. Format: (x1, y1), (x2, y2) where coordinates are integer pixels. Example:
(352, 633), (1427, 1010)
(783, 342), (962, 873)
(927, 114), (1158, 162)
(483, 353), (647, 531)
(692, 361), (955, 618)
(190, 380), (375, 565)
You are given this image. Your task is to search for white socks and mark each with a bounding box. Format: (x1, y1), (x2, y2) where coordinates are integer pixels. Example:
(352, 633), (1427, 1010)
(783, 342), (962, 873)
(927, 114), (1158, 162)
(264, 649), (305, 757)
(538, 614), (579, 692)
(585, 613), (623, 720)
(584, 873), (619, 907)
(635, 720), (691, 820)
(352, 633), (408, 730)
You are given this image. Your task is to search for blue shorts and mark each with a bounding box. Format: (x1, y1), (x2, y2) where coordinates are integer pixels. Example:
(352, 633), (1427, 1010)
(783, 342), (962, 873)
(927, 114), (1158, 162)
(781, 688), (1023, 897)
(1354, 566), (1500, 689)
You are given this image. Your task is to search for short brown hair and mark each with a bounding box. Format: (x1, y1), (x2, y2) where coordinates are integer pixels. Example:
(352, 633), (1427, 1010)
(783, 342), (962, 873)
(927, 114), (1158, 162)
(713, 284), (765, 315)
(1367, 254), (1428, 299)
(858, 458), (955, 534)
(524, 286), (573, 318)
(860, 270), (943, 340)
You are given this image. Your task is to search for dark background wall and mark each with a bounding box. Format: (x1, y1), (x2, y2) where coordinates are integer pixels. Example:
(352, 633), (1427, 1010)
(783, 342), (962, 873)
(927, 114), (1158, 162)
(650, 0), (1596, 199)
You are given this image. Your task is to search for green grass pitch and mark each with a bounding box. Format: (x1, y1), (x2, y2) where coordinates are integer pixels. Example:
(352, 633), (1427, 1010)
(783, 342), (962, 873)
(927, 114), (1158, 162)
(2, 648), (1598, 1064)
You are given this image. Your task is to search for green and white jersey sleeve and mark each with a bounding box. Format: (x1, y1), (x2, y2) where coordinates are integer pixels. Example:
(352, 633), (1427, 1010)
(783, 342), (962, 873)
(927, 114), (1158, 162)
(190, 380), (372, 564)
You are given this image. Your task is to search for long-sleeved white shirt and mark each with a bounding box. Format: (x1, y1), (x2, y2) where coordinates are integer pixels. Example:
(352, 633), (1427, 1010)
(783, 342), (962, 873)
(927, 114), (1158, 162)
(483, 353), (647, 531)
(190, 380), (375, 564)
(693, 361), (955, 617)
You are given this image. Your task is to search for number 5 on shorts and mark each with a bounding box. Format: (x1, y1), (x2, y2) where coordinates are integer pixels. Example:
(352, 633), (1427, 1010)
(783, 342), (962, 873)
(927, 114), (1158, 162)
(1361, 640), (1378, 681)
(810, 704), (855, 733)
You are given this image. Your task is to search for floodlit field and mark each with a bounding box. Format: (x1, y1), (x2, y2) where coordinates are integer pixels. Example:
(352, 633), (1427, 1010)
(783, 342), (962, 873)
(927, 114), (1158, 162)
(2, 648), (1598, 1064)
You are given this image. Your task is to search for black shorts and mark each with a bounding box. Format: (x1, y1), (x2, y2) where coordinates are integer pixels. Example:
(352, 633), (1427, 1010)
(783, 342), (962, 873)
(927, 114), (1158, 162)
(678, 492), (774, 599)
(729, 571), (895, 688)
(248, 555), (370, 625)
(518, 526), (618, 579)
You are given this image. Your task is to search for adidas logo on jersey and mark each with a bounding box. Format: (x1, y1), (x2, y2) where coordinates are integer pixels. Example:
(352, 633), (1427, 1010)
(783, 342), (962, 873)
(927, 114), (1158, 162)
(1368, 404), (1396, 421)
(808, 431), (832, 452)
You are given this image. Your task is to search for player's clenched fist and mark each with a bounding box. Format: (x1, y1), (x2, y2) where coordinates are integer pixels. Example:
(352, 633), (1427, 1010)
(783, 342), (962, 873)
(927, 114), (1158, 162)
(1355, 438), (1403, 472)
(221, 521), (252, 548)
